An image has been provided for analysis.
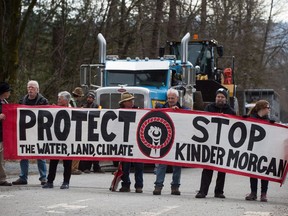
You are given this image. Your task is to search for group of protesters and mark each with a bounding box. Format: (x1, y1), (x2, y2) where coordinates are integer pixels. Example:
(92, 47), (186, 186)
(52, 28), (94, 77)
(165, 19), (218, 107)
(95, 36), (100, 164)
(0, 80), (272, 202)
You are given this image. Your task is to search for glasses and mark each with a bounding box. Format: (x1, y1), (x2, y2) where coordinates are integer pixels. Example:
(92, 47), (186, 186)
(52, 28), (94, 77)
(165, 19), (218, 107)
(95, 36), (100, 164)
(265, 106), (271, 110)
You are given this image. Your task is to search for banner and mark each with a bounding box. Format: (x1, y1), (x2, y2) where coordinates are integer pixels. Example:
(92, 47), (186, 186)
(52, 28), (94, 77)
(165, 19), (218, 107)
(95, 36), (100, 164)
(3, 104), (288, 184)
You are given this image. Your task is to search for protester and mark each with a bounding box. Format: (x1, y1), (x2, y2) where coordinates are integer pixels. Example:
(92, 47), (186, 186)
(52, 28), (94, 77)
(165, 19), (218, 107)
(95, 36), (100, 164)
(78, 92), (104, 173)
(70, 87), (84, 108)
(12, 80), (48, 185)
(195, 88), (236, 198)
(245, 100), (272, 202)
(70, 87), (84, 175)
(118, 92), (144, 193)
(153, 88), (183, 195)
(0, 82), (12, 186)
(42, 91), (73, 189)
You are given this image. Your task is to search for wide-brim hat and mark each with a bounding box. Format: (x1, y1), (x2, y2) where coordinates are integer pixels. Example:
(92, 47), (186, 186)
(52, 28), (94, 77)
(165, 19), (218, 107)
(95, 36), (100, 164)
(119, 92), (135, 104)
(0, 82), (12, 95)
(72, 87), (84, 97)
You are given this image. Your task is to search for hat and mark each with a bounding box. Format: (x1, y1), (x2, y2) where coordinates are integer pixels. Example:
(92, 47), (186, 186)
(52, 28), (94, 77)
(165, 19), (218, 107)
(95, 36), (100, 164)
(216, 88), (228, 99)
(87, 92), (95, 99)
(72, 87), (84, 97)
(119, 92), (135, 104)
(0, 82), (12, 95)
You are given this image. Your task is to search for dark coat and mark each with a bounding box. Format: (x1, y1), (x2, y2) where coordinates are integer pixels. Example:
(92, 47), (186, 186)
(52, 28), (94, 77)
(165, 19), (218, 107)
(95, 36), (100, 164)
(20, 93), (49, 105)
(0, 99), (8, 142)
(204, 102), (236, 115)
(249, 113), (274, 123)
(156, 101), (184, 109)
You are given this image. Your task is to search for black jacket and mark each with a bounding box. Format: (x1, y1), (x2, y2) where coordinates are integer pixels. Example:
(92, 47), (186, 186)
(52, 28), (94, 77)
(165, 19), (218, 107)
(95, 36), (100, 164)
(250, 113), (272, 122)
(19, 93), (49, 105)
(204, 102), (236, 115)
(0, 99), (8, 142)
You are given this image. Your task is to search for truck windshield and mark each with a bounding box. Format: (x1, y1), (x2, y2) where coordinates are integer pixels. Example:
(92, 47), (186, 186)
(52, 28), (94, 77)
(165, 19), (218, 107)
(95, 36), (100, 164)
(173, 43), (212, 75)
(106, 70), (167, 87)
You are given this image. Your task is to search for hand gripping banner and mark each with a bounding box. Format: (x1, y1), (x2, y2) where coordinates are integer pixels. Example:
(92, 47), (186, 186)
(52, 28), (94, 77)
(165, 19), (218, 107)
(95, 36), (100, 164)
(3, 104), (288, 184)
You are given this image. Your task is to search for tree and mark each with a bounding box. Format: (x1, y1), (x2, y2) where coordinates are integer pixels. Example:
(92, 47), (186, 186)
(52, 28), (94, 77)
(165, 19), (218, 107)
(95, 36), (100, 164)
(0, 0), (37, 99)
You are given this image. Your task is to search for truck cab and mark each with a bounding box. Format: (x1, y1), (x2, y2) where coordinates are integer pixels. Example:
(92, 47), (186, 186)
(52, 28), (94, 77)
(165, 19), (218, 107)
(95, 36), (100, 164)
(167, 34), (238, 112)
(80, 33), (194, 109)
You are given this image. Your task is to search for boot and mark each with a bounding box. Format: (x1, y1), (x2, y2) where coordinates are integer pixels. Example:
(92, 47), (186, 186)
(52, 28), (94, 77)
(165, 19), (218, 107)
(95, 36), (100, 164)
(245, 192), (257, 201)
(153, 186), (162, 195)
(260, 193), (267, 202)
(171, 186), (181, 195)
(119, 186), (130, 192)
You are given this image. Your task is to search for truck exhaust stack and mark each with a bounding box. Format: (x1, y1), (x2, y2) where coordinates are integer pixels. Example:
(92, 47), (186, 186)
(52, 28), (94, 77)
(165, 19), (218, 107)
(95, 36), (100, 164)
(181, 32), (190, 63)
(97, 33), (106, 64)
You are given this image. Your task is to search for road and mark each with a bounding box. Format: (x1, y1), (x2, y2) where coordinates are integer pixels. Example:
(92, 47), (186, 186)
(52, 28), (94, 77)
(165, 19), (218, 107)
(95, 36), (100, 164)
(0, 161), (287, 216)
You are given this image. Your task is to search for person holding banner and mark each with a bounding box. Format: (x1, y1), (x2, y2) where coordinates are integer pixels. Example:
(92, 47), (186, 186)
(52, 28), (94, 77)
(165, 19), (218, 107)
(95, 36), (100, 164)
(12, 80), (48, 186)
(0, 82), (12, 186)
(118, 92), (144, 193)
(245, 100), (272, 202)
(78, 92), (105, 174)
(153, 88), (183, 196)
(195, 88), (236, 199)
(70, 87), (84, 175)
(42, 91), (73, 189)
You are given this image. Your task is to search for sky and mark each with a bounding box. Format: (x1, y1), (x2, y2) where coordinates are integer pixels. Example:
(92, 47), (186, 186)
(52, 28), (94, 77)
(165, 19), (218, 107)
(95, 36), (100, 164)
(264, 0), (288, 22)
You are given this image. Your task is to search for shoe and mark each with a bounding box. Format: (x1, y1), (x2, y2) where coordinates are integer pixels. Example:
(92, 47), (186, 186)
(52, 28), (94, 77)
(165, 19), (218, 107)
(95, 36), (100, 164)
(245, 192), (257, 201)
(42, 182), (53, 189)
(60, 183), (69, 189)
(171, 186), (181, 195)
(119, 187), (130, 192)
(93, 168), (105, 173)
(83, 169), (91, 174)
(215, 193), (226, 198)
(71, 169), (82, 175)
(12, 178), (27, 185)
(195, 192), (206, 198)
(0, 181), (12, 186)
(40, 179), (47, 185)
(153, 186), (162, 195)
(135, 188), (143, 193)
(260, 193), (267, 202)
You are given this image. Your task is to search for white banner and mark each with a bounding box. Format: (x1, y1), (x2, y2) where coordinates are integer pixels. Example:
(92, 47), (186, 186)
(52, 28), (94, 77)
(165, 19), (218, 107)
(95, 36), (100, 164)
(3, 105), (288, 183)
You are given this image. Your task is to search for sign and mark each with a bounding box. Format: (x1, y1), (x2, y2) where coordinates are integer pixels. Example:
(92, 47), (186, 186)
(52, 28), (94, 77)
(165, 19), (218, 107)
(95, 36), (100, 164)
(3, 104), (288, 184)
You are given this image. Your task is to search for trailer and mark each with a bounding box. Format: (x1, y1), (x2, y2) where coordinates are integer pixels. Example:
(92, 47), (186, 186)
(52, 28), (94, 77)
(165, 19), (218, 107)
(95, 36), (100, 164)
(243, 89), (280, 122)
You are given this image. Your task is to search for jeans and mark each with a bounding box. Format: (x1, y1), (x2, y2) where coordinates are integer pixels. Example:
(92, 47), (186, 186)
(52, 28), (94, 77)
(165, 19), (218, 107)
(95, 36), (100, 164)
(19, 159), (47, 181)
(154, 164), (181, 188)
(121, 162), (144, 189)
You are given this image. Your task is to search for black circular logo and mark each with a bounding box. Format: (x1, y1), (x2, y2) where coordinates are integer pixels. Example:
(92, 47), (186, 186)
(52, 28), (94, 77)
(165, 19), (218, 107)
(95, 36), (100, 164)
(137, 111), (175, 158)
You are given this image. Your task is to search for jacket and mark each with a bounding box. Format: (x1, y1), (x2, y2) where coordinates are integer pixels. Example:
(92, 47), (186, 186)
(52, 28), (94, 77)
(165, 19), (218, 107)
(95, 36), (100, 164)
(0, 99), (8, 142)
(20, 93), (49, 105)
(204, 102), (236, 115)
(156, 101), (183, 109)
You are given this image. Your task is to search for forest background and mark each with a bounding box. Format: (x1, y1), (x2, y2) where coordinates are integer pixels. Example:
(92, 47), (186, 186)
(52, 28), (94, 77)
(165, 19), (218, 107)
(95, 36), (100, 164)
(0, 0), (287, 122)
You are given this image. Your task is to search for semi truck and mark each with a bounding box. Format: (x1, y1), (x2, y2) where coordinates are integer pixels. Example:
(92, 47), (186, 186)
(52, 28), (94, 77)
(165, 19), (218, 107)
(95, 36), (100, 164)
(80, 33), (194, 109)
(80, 33), (237, 112)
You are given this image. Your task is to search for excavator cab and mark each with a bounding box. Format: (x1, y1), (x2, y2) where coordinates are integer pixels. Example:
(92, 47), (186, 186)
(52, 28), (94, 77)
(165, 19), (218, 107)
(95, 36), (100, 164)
(166, 34), (238, 112)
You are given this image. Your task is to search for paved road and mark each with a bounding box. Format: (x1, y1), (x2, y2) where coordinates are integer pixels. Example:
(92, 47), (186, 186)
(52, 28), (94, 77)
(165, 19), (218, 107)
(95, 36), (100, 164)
(1, 161), (287, 216)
